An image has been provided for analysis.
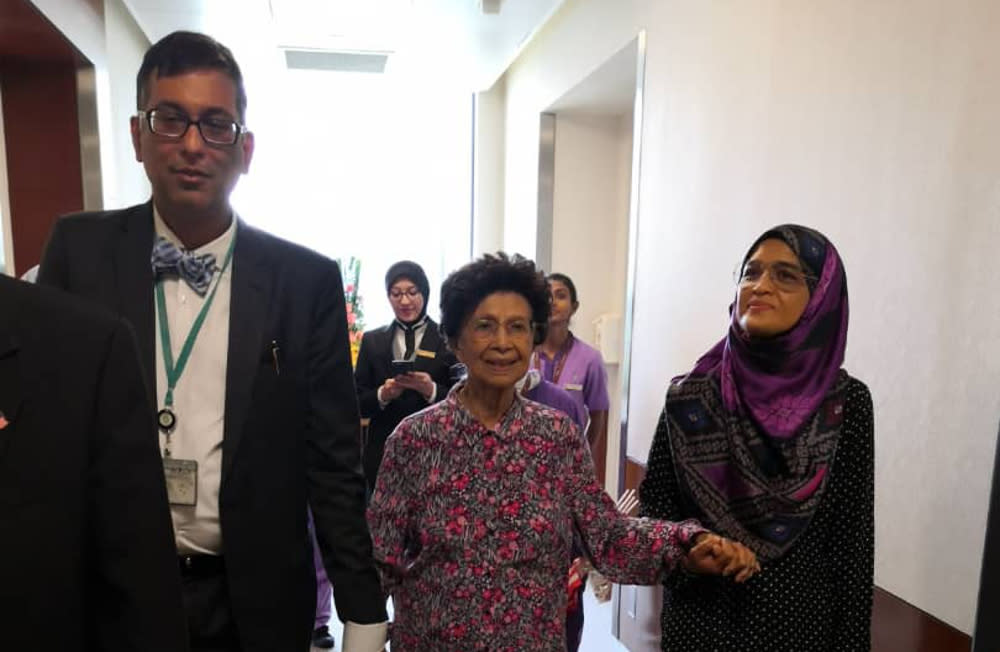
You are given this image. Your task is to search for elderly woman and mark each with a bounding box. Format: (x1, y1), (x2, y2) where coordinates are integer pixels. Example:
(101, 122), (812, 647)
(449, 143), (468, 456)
(639, 225), (874, 651)
(368, 253), (760, 651)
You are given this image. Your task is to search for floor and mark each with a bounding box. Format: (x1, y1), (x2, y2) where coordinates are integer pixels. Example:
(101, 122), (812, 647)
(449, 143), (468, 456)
(311, 584), (628, 651)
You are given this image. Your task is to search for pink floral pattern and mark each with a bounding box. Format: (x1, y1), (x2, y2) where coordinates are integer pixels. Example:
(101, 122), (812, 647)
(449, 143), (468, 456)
(367, 384), (705, 651)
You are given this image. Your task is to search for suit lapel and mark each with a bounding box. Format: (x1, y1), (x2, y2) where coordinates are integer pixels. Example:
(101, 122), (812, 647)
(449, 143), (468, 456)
(222, 221), (272, 482)
(413, 318), (443, 372)
(113, 203), (156, 400)
(379, 324), (396, 374)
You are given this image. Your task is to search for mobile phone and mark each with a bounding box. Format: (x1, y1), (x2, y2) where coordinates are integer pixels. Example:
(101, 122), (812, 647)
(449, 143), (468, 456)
(391, 359), (415, 376)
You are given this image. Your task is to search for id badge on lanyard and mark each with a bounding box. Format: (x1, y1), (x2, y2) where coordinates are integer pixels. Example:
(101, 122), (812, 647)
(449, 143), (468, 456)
(156, 234), (235, 506)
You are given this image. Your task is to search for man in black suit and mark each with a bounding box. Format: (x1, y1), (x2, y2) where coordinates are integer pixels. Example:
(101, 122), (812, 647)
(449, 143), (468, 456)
(0, 274), (187, 651)
(355, 261), (458, 491)
(39, 31), (386, 652)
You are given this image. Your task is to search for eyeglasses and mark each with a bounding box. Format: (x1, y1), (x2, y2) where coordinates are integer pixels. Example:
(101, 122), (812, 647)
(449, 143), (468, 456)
(389, 288), (422, 301)
(138, 109), (246, 146)
(735, 261), (816, 291)
(468, 318), (536, 343)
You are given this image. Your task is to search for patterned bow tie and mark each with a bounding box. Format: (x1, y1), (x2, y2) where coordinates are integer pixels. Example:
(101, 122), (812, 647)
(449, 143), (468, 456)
(151, 235), (218, 296)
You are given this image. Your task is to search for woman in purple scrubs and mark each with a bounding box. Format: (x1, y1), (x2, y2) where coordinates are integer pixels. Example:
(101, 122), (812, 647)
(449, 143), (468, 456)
(533, 273), (610, 476)
(533, 273), (611, 652)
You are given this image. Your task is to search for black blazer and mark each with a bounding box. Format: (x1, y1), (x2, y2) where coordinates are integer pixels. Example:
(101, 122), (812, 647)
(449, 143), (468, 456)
(354, 319), (457, 489)
(0, 274), (187, 651)
(39, 202), (386, 650)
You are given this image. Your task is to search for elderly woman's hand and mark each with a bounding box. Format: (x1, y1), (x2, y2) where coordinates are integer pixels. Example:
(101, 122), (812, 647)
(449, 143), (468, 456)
(682, 533), (761, 583)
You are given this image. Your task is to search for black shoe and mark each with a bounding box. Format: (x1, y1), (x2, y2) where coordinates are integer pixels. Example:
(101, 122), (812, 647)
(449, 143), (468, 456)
(312, 625), (335, 649)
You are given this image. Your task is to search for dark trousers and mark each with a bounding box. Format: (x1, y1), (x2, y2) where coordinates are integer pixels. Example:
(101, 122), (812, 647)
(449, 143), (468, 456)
(179, 556), (242, 652)
(566, 582), (585, 652)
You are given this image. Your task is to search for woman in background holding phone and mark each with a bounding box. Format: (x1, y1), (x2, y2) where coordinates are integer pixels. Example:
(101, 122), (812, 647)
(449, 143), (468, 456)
(355, 260), (458, 492)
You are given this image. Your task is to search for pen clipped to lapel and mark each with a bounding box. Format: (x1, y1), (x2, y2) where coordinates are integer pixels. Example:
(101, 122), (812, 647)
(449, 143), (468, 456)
(270, 340), (280, 375)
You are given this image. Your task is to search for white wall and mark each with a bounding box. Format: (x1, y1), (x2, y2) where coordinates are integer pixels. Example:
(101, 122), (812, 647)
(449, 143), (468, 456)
(612, 109), (633, 491)
(29, 0), (152, 209)
(551, 111), (633, 491)
(103, 0), (151, 207)
(474, 76), (507, 256)
(502, 0), (1000, 634)
(29, 0), (114, 210)
(30, 0), (107, 66)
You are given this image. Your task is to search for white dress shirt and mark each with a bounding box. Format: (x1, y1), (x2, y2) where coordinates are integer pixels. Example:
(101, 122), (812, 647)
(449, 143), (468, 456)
(154, 208), (233, 556)
(391, 319), (428, 361)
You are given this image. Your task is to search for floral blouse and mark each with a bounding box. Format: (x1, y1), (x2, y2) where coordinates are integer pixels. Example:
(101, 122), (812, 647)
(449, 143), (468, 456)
(367, 383), (706, 651)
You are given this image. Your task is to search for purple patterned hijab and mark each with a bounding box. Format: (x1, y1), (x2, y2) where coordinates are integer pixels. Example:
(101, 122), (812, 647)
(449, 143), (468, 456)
(665, 225), (849, 560)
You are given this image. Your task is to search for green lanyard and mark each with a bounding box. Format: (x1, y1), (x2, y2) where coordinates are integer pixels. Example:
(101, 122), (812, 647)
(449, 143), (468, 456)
(155, 234), (236, 435)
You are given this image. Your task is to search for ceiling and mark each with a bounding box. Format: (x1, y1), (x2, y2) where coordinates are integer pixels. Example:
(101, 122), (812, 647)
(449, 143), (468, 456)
(120, 0), (565, 90)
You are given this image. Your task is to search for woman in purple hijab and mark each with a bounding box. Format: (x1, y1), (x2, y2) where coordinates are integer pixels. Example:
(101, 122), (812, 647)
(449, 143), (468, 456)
(639, 225), (874, 651)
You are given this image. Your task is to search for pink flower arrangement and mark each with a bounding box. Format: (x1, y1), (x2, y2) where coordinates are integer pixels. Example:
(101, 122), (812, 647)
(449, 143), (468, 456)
(336, 257), (366, 365)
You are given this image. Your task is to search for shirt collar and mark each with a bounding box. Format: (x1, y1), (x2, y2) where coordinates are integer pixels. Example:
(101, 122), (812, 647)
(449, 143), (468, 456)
(153, 205), (237, 261)
(446, 380), (525, 438)
(393, 315), (429, 332)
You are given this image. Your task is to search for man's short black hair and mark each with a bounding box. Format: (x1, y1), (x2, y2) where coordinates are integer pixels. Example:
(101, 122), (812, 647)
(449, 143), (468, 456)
(137, 31), (247, 121)
(439, 252), (550, 347)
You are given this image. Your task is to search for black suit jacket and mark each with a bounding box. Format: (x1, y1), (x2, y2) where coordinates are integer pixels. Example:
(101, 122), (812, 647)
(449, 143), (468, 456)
(39, 202), (386, 651)
(0, 274), (187, 651)
(354, 320), (457, 489)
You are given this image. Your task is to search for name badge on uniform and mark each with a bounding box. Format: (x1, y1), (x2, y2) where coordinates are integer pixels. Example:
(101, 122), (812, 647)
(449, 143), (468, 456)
(565, 383), (584, 391)
(415, 349), (436, 359)
(163, 458), (198, 506)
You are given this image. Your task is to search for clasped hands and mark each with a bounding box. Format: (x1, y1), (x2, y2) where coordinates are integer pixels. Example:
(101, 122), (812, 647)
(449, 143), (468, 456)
(380, 372), (435, 402)
(682, 532), (761, 583)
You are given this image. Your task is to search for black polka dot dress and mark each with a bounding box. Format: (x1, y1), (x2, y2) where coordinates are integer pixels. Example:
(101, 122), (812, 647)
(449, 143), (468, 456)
(638, 376), (874, 652)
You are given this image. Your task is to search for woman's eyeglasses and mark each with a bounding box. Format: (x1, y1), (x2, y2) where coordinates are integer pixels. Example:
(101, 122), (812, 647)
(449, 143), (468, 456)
(469, 318), (536, 343)
(735, 262), (816, 291)
(389, 288), (422, 301)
